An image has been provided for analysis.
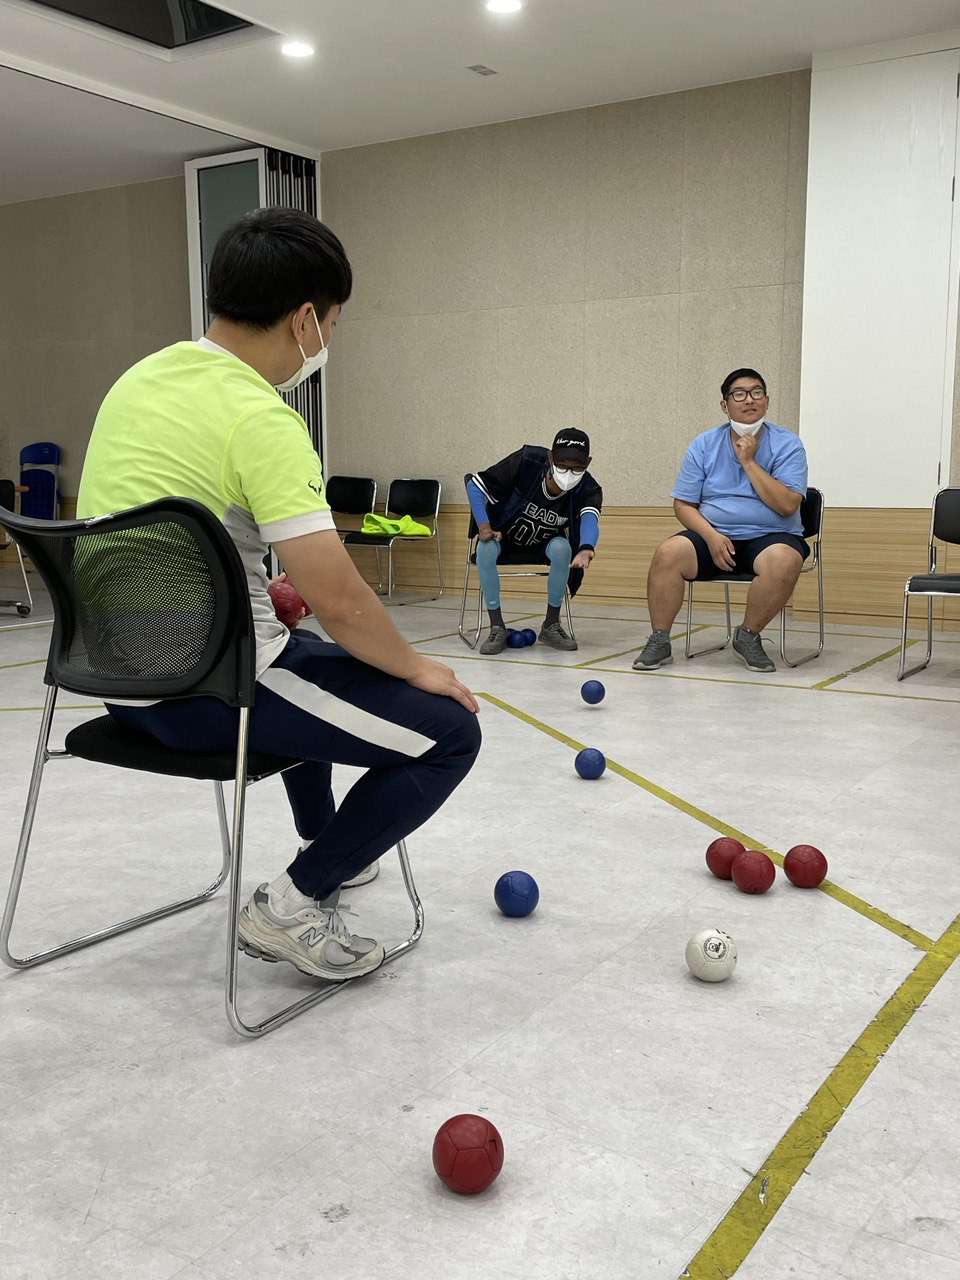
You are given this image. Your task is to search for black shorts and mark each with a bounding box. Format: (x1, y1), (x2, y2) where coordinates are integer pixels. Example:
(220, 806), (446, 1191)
(674, 530), (809, 581)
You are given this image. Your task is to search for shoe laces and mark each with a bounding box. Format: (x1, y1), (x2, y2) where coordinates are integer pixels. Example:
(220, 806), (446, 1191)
(309, 900), (358, 943)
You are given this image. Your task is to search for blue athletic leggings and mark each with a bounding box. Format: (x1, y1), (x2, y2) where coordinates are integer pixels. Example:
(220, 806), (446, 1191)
(107, 631), (481, 900)
(475, 535), (571, 610)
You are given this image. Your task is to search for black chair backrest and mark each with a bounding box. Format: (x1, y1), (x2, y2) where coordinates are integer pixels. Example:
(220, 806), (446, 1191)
(325, 475), (376, 515)
(0, 497), (256, 706)
(387, 479), (441, 521)
(800, 487), (824, 541)
(932, 488), (960, 545)
(0, 479), (13, 548)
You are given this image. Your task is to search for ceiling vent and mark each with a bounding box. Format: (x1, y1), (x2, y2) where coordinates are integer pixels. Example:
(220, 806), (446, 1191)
(25, 1), (256, 50)
(467, 64), (498, 76)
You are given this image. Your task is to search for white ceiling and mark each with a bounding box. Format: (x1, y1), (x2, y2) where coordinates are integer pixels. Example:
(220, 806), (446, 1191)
(0, 0), (958, 190)
(0, 66), (250, 204)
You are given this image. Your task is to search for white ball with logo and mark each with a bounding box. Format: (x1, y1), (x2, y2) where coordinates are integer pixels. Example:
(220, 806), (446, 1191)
(685, 928), (738, 982)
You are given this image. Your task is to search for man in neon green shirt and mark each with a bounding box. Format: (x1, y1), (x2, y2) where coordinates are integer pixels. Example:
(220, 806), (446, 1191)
(78, 208), (481, 982)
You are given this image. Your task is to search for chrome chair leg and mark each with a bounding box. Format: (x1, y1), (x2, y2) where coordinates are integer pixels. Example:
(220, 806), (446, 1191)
(458, 557), (482, 648)
(898, 592), (934, 681)
(684, 582), (733, 659)
(780, 553), (824, 668)
(0, 688), (228, 970)
(563, 588), (576, 641)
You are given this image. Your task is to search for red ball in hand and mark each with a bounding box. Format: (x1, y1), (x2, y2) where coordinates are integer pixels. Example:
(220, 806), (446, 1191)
(731, 849), (776, 894)
(705, 837), (746, 880)
(267, 580), (309, 630)
(432, 1114), (504, 1194)
(784, 844), (828, 888)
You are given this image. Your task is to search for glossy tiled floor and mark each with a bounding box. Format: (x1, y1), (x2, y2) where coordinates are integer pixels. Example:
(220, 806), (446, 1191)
(1, 577), (958, 1279)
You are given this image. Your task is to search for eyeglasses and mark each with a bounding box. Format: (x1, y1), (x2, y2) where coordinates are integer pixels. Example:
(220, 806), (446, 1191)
(726, 387), (767, 402)
(554, 462), (586, 474)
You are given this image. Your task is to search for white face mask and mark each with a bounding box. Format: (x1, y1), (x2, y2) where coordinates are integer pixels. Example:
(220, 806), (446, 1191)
(275, 311), (328, 391)
(729, 416), (764, 438)
(552, 465), (584, 492)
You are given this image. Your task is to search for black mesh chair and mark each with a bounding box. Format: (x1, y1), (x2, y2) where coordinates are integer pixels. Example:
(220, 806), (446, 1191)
(683, 487), (825, 668)
(0, 479), (34, 617)
(458, 490), (577, 649)
(0, 496), (423, 1038)
(325, 475), (377, 538)
(898, 487), (960, 680)
(341, 478), (443, 604)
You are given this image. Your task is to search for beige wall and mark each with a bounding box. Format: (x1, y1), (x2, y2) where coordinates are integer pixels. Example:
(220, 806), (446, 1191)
(321, 71), (810, 507)
(0, 176), (190, 497)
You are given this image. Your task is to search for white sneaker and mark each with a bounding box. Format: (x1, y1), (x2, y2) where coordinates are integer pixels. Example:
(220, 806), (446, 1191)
(237, 885), (384, 980)
(340, 859), (381, 888)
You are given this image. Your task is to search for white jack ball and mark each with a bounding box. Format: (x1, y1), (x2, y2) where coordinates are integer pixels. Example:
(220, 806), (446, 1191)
(685, 928), (738, 982)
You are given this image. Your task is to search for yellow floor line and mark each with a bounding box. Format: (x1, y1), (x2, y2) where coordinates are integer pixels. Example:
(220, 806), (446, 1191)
(0, 705), (91, 712)
(574, 625), (710, 669)
(0, 658), (46, 670)
(812, 641), (914, 690)
(679, 912), (960, 1279)
(478, 692), (934, 953)
(828, 685), (960, 705)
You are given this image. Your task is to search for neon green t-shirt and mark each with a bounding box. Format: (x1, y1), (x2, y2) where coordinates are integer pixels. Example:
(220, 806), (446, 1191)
(77, 339), (334, 677)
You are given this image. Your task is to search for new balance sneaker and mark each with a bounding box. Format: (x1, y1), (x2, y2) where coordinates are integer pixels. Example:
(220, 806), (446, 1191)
(732, 625), (775, 673)
(538, 622), (578, 652)
(237, 885), (385, 980)
(480, 625), (509, 655)
(340, 859), (380, 888)
(632, 632), (673, 671)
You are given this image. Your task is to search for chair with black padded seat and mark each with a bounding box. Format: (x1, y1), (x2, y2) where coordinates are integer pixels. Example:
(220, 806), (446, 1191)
(325, 475), (378, 537)
(0, 496), (423, 1039)
(898, 487), (960, 680)
(0, 479), (34, 617)
(683, 486), (825, 668)
(457, 502), (577, 650)
(341, 478), (443, 604)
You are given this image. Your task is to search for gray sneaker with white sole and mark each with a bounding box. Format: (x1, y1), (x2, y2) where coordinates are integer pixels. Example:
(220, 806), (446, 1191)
(237, 886), (384, 980)
(632, 633), (673, 671)
(538, 622), (578, 651)
(480, 625), (509, 655)
(732, 625), (775, 672)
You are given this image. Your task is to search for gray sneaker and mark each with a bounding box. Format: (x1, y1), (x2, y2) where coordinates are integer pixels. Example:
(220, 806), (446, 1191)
(539, 622), (578, 651)
(632, 633), (673, 671)
(341, 859), (380, 888)
(733, 625), (775, 672)
(237, 885), (385, 980)
(480, 625), (508, 655)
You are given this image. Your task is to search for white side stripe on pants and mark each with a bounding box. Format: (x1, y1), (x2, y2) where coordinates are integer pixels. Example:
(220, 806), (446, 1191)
(258, 666), (437, 758)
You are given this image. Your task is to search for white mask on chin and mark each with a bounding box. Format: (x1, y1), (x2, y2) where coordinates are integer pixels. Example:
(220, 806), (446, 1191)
(552, 465), (584, 492)
(275, 311), (328, 391)
(729, 416), (764, 438)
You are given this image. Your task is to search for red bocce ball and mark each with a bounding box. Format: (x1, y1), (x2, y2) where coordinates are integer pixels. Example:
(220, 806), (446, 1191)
(705, 837), (746, 880)
(731, 849), (776, 894)
(432, 1114), (504, 1194)
(784, 844), (828, 888)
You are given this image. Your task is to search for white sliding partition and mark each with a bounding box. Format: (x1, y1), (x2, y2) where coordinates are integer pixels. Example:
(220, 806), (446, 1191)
(800, 41), (960, 506)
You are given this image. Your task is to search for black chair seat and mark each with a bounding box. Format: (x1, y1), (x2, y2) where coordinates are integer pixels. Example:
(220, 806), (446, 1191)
(468, 544), (551, 567)
(906, 574), (960, 594)
(342, 531), (410, 547)
(65, 717), (298, 782)
(695, 571), (755, 584)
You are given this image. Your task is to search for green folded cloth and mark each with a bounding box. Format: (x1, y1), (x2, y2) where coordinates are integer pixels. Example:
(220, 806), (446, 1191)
(361, 513), (432, 537)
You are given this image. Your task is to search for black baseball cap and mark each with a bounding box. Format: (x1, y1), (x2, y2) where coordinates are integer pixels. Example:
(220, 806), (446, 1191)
(551, 429), (590, 465)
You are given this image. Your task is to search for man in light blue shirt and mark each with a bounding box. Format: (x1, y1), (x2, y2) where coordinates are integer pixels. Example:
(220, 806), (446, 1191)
(634, 368), (809, 673)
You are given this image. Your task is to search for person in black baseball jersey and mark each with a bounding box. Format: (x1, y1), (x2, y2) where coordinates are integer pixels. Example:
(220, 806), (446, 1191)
(465, 429), (603, 653)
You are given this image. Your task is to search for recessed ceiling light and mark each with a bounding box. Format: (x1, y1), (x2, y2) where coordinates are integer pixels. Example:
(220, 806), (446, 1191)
(281, 40), (314, 58)
(485, 0), (522, 12)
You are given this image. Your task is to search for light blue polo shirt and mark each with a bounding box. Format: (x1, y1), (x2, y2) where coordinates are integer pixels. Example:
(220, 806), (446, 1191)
(672, 422), (807, 539)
